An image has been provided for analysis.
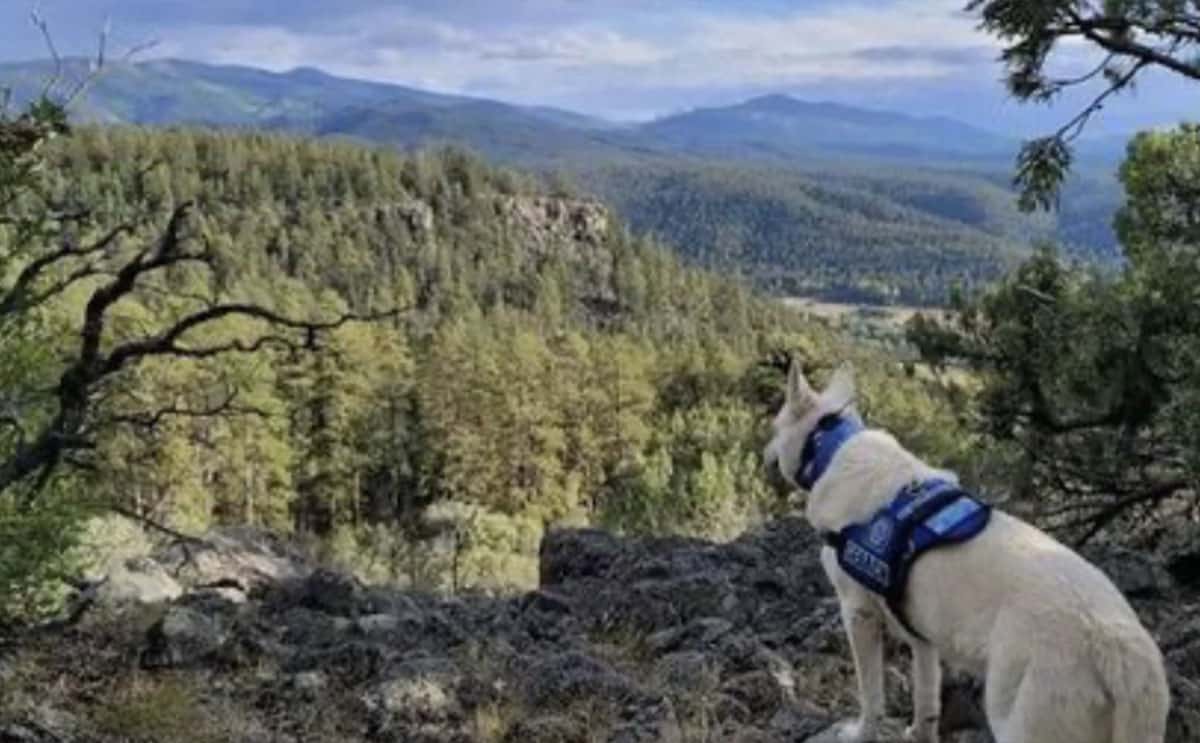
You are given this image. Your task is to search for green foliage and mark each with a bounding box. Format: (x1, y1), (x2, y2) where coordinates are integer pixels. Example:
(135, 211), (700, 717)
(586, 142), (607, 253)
(0, 117), (977, 599)
(969, 0), (1200, 208)
(0, 479), (94, 622)
(0, 99), (97, 623)
(16, 126), (818, 572)
(1, 58), (1132, 304)
(580, 160), (1119, 306)
(909, 124), (1200, 543)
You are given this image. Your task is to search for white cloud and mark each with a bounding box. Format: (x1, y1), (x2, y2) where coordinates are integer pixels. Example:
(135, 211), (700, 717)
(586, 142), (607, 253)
(150, 0), (997, 115)
(78, 0), (1182, 131)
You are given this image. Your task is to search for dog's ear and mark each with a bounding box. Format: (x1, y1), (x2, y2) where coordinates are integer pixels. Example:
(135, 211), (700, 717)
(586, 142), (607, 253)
(822, 361), (857, 411)
(787, 360), (815, 412)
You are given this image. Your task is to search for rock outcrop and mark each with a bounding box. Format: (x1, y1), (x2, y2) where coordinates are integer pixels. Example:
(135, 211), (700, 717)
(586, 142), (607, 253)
(1, 518), (1198, 742)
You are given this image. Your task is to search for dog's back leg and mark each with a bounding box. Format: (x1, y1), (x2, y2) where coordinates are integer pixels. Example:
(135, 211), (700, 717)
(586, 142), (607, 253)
(1094, 628), (1169, 742)
(982, 651), (1021, 743)
(1111, 699), (1168, 743)
(992, 668), (1111, 743)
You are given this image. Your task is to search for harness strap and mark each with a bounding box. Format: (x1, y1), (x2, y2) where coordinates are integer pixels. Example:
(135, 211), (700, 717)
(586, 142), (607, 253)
(821, 529), (929, 642)
(822, 482), (990, 643)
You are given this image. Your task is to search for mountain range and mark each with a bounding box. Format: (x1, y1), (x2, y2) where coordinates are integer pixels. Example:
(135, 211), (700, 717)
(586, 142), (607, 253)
(0, 57), (1130, 304)
(2, 57), (1041, 163)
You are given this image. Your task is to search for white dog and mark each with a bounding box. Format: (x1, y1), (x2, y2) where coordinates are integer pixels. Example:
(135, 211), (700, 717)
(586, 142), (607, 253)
(763, 362), (1170, 743)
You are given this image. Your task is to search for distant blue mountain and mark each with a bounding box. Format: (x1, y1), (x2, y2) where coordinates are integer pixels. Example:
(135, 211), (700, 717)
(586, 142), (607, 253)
(2, 59), (1021, 162)
(642, 94), (1018, 162)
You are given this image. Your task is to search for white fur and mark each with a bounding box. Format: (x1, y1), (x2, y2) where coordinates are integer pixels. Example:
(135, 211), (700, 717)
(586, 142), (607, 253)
(764, 363), (1170, 743)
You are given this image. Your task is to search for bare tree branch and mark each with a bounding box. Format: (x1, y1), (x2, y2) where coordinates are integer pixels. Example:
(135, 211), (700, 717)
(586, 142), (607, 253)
(91, 388), (270, 433)
(29, 3), (63, 101)
(1066, 11), (1200, 82)
(0, 199), (409, 497)
(1062, 479), (1191, 546)
(108, 503), (205, 545)
(0, 232), (130, 317)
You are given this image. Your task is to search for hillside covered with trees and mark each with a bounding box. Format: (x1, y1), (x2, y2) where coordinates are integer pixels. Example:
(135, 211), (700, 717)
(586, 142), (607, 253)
(0, 59), (1127, 307)
(0, 114), (971, 620)
(578, 162), (1050, 305)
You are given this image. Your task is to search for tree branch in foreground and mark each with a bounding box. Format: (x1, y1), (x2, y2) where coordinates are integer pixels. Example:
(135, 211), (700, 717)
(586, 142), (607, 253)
(0, 201), (408, 498)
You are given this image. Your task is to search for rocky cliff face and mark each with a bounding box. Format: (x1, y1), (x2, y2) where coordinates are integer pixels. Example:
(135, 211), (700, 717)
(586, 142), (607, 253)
(494, 195), (618, 310)
(1, 520), (1197, 743)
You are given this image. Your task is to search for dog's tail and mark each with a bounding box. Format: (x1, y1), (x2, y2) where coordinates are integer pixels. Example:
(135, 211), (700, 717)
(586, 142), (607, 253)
(1099, 627), (1170, 743)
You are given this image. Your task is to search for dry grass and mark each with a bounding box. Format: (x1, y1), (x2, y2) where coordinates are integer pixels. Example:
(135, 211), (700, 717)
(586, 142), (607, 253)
(91, 674), (224, 743)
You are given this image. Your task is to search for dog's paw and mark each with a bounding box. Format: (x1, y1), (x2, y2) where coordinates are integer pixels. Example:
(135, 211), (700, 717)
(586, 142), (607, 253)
(902, 721), (938, 743)
(833, 718), (880, 742)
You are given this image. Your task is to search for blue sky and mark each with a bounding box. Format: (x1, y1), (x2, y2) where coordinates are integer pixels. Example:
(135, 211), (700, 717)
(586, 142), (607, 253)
(1, 0), (1194, 136)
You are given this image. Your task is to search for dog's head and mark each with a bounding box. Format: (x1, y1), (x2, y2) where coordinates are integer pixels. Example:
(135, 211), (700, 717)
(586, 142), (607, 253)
(763, 360), (858, 492)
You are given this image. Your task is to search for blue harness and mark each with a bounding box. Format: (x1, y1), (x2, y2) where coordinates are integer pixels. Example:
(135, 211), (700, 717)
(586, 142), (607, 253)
(796, 415), (992, 638)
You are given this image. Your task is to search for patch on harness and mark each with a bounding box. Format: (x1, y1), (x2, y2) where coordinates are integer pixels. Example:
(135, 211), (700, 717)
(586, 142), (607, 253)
(832, 480), (991, 602)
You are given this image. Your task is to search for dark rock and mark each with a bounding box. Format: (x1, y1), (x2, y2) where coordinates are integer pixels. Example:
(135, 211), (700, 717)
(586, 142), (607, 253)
(355, 613), (401, 636)
(284, 640), (393, 683)
(521, 588), (573, 615)
(721, 670), (793, 720)
(277, 606), (351, 646)
(1167, 673), (1200, 743)
(802, 718), (908, 742)
(608, 696), (681, 743)
(503, 716), (584, 743)
(767, 704), (836, 742)
(361, 588), (420, 616)
(941, 673), (989, 735)
(540, 528), (626, 585)
(1084, 545), (1174, 598)
(523, 651), (639, 708)
(142, 605), (228, 668)
(646, 617), (734, 655)
(14, 516), (1200, 743)
(653, 651), (718, 692)
(0, 725), (40, 743)
(301, 568), (363, 617)
(1162, 523), (1200, 588)
(289, 670), (328, 697)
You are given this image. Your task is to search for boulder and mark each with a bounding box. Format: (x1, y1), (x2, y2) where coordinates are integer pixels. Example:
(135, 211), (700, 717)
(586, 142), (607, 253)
(540, 528), (625, 585)
(94, 556), (182, 606)
(653, 651), (718, 693)
(608, 697), (681, 743)
(1083, 545), (1174, 599)
(8, 515), (1200, 743)
(0, 707), (80, 743)
(647, 617), (734, 655)
(153, 527), (310, 593)
(766, 705), (836, 742)
(522, 652), (639, 708)
(502, 716), (584, 743)
(301, 568), (363, 617)
(1162, 523), (1200, 588)
(141, 605), (228, 668)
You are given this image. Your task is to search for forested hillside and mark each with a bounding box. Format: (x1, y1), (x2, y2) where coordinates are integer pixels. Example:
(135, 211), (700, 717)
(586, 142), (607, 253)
(577, 161), (1124, 304)
(1, 124), (968, 615)
(578, 163), (1028, 304)
(0, 60), (1126, 306)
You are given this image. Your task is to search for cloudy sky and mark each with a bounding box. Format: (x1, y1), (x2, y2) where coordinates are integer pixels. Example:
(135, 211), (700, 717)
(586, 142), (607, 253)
(1, 0), (1193, 136)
